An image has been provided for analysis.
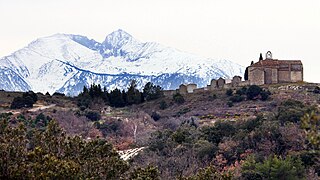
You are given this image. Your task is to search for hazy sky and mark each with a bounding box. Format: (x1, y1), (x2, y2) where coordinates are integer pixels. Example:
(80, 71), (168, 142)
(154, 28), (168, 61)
(0, 0), (319, 82)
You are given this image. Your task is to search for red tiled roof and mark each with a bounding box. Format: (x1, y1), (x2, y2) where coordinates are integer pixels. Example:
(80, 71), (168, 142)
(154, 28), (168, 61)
(251, 59), (302, 67)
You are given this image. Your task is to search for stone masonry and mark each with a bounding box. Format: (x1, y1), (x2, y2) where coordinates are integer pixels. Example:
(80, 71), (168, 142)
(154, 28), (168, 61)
(248, 51), (303, 85)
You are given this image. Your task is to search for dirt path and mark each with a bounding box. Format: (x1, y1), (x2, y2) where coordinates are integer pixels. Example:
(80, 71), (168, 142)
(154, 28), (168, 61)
(1, 104), (56, 115)
(27, 104), (56, 112)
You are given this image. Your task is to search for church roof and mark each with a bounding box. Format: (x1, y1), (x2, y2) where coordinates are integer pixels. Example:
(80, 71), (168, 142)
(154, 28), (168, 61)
(251, 59), (302, 67)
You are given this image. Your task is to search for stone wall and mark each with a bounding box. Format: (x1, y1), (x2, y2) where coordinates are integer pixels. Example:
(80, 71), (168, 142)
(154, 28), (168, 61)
(163, 90), (178, 97)
(239, 81), (250, 87)
(187, 84), (197, 93)
(179, 85), (187, 94)
(194, 88), (205, 93)
(278, 70), (291, 83)
(232, 76), (242, 87)
(217, 78), (226, 88)
(248, 67), (265, 85)
(210, 79), (217, 89)
(272, 68), (278, 83)
(291, 71), (303, 82)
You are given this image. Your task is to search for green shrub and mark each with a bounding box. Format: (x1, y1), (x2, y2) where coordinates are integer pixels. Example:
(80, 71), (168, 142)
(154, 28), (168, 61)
(172, 128), (191, 144)
(246, 85), (262, 100)
(241, 156), (305, 180)
(209, 93), (217, 101)
(260, 90), (271, 101)
(129, 166), (160, 180)
(230, 95), (244, 103)
(10, 96), (34, 109)
(227, 101), (234, 107)
(313, 86), (320, 94)
(176, 108), (191, 116)
(236, 86), (248, 96)
(194, 140), (217, 160)
(277, 99), (306, 124)
(85, 111), (101, 121)
(200, 121), (236, 144)
(151, 111), (161, 121)
(173, 93), (185, 104)
(159, 100), (168, 110)
(226, 89), (233, 96)
(22, 91), (38, 103)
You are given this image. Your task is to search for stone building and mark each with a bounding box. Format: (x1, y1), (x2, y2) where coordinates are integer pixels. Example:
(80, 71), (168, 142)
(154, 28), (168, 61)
(179, 84), (187, 94)
(187, 84), (197, 93)
(248, 51), (303, 85)
(217, 78), (226, 88)
(210, 79), (217, 89)
(232, 76), (242, 87)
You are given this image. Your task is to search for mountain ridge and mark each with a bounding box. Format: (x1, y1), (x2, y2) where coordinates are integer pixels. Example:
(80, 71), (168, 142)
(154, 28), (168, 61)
(0, 29), (244, 95)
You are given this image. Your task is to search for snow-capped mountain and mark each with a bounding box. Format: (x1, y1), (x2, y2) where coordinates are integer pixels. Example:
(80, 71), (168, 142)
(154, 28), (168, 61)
(0, 29), (244, 96)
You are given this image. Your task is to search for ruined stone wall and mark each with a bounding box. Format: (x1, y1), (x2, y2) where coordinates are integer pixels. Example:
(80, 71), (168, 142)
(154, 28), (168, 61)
(163, 90), (178, 96)
(232, 76), (242, 87)
(194, 88), (205, 93)
(217, 78), (226, 88)
(239, 81), (250, 87)
(187, 84), (197, 93)
(211, 80), (217, 88)
(179, 85), (187, 94)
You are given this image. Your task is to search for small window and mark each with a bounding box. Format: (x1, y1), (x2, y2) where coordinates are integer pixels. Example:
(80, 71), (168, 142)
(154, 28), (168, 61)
(279, 64), (289, 71)
(291, 64), (302, 71)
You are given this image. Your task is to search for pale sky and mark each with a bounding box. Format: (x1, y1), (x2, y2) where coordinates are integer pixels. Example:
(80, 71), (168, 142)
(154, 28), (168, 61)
(0, 0), (319, 82)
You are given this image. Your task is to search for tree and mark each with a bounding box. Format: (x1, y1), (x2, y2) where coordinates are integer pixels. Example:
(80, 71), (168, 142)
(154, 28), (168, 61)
(109, 88), (125, 107)
(23, 91), (38, 103)
(259, 53), (263, 61)
(129, 166), (160, 180)
(244, 67), (249, 81)
(10, 96), (34, 109)
(301, 111), (320, 150)
(241, 156), (305, 180)
(0, 119), (129, 179)
(143, 82), (163, 101)
(127, 80), (142, 105)
(244, 61), (254, 81)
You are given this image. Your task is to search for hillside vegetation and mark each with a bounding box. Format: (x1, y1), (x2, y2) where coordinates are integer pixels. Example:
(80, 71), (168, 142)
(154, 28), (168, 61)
(0, 82), (319, 179)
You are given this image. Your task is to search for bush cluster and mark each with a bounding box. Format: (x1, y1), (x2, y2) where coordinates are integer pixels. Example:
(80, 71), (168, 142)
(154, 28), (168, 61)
(173, 93), (185, 104)
(10, 91), (38, 109)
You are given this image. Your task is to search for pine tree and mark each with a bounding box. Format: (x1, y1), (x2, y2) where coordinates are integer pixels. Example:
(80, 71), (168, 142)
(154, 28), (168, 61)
(259, 53), (263, 61)
(127, 80), (141, 105)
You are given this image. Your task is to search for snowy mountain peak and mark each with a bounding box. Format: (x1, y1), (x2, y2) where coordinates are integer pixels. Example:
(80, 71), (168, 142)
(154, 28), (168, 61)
(0, 29), (244, 95)
(101, 29), (141, 57)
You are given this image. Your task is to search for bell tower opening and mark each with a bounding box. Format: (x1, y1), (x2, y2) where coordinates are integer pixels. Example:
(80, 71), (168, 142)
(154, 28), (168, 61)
(266, 51), (273, 59)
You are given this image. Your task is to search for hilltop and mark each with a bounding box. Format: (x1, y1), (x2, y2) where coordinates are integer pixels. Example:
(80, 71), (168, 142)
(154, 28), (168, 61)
(1, 82), (319, 146)
(0, 82), (319, 179)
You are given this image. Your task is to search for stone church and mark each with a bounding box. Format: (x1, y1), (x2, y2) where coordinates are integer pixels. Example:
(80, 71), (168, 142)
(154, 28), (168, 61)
(248, 51), (303, 85)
